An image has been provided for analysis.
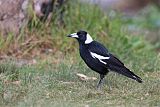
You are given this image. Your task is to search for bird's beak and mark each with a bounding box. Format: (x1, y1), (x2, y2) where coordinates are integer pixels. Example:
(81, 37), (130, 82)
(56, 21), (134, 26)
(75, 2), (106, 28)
(67, 33), (78, 38)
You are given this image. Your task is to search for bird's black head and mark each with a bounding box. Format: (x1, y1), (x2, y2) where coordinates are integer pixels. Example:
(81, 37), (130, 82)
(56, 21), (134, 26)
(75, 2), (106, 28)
(67, 30), (93, 44)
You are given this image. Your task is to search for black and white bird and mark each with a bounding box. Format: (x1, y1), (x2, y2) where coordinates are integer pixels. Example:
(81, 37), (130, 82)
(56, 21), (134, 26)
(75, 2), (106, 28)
(67, 30), (142, 89)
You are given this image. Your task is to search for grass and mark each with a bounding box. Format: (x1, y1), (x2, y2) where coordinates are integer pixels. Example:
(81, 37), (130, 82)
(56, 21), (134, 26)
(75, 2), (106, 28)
(0, 0), (160, 106)
(0, 59), (160, 107)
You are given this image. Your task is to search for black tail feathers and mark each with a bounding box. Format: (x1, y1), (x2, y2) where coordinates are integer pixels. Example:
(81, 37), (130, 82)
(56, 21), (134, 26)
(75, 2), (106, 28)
(110, 65), (143, 83)
(132, 73), (143, 83)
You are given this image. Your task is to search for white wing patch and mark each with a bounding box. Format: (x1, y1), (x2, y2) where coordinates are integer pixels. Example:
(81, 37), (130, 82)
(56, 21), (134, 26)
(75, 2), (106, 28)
(90, 52), (110, 64)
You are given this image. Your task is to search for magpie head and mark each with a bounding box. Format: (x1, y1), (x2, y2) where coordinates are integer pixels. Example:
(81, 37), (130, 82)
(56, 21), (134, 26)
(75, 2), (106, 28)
(67, 30), (93, 44)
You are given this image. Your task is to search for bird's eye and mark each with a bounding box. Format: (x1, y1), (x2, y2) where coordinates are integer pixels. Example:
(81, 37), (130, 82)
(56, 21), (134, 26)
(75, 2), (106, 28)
(80, 34), (85, 38)
(77, 32), (81, 36)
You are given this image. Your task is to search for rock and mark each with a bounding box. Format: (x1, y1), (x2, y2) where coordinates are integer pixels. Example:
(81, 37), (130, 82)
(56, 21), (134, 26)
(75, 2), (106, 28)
(0, 0), (65, 36)
(0, 0), (28, 36)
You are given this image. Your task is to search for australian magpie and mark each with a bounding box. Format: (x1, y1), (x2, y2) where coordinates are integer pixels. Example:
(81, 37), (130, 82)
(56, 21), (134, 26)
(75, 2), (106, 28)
(67, 30), (142, 89)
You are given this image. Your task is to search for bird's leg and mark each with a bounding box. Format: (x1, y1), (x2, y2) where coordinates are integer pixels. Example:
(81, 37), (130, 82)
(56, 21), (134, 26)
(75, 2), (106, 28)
(97, 74), (105, 89)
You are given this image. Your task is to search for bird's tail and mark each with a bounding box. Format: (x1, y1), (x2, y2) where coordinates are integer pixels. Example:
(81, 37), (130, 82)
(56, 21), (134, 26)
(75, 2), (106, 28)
(110, 65), (143, 83)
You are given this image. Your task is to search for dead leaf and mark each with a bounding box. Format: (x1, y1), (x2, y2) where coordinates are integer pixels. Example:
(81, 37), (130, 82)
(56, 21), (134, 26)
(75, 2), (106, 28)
(12, 80), (21, 86)
(76, 73), (97, 81)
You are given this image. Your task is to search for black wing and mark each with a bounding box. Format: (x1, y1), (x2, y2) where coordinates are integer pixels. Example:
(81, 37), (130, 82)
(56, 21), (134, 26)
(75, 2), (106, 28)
(86, 41), (110, 57)
(108, 53), (124, 67)
(87, 41), (124, 67)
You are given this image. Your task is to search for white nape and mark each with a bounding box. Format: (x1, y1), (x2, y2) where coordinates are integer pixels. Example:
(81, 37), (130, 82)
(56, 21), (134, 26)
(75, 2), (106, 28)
(85, 34), (93, 44)
(90, 51), (110, 64)
(71, 33), (79, 38)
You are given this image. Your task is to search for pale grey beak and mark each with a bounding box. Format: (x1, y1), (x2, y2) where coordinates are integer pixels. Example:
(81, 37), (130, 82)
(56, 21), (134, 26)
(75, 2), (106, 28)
(67, 33), (78, 38)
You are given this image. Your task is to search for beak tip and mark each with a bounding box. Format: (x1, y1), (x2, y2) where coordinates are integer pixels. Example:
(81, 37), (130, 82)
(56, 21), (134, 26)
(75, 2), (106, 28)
(67, 34), (71, 37)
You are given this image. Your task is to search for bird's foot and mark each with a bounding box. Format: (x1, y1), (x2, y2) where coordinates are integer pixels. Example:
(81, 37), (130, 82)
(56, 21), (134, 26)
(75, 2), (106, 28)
(96, 81), (104, 90)
(96, 75), (105, 90)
